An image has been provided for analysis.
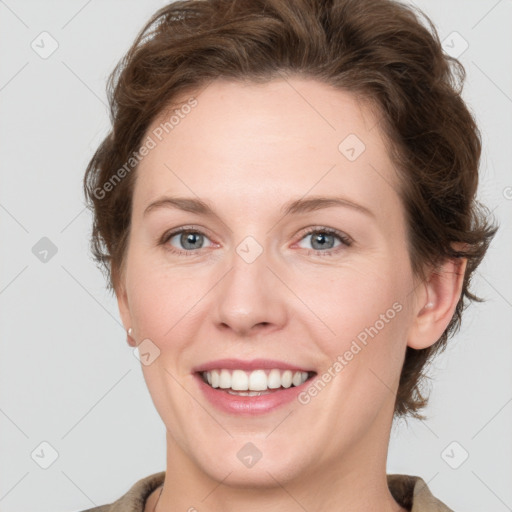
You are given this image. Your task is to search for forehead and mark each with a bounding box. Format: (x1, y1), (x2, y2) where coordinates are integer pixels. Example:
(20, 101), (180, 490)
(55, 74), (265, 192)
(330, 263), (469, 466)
(133, 78), (400, 218)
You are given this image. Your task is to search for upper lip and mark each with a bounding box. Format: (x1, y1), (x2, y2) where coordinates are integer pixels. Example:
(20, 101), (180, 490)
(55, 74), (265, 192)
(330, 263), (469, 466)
(193, 358), (314, 373)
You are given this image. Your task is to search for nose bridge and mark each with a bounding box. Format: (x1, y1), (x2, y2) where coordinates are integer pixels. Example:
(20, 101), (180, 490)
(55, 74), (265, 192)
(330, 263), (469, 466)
(213, 233), (286, 335)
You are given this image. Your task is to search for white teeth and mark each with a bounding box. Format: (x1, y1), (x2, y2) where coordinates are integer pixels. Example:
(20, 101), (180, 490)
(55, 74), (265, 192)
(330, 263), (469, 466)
(219, 369), (231, 389)
(248, 369), (268, 391)
(211, 370), (219, 388)
(231, 369), (249, 391)
(202, 368), (310, 391)
(267, 368), (282, 389)
(227, 390), (269, 396)
(281, 370), (293, 388)
(292, 371), (304, 387)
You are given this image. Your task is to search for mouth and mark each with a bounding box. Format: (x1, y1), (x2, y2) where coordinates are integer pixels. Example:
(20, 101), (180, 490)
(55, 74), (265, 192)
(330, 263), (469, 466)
(192, 359), (317, 414)
(197, 368), (317, 396)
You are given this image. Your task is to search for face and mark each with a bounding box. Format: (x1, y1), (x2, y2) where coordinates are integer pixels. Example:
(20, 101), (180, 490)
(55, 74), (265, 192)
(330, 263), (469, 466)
(117, 77), (423, 486)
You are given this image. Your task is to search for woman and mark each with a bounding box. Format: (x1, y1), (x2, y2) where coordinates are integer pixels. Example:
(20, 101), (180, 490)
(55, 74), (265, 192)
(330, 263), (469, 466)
(81, 0), (497, 510)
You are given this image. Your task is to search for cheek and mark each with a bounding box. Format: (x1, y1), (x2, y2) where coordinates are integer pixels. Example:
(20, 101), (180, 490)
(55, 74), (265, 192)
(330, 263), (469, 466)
(125, 247), (208, 340)
(298, 262), (407, 330)
(296, 262), (410, 377)
(300, 269), (410, 428)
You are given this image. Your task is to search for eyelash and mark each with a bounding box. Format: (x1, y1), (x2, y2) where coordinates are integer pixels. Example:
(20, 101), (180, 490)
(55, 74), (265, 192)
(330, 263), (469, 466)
(296, 227), (352, 257)
(159, 225), (353, 257)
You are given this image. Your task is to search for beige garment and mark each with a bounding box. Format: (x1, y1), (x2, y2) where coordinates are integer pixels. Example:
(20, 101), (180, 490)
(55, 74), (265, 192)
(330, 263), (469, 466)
(77, 471), (454, 512)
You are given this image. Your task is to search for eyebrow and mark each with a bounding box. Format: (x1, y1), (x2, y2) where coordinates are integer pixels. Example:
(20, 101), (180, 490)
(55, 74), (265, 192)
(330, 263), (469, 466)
(143, 195), (375, 219)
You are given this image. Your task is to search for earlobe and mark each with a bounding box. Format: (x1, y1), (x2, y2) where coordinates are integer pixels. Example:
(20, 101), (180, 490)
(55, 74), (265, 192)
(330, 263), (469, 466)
(116, 285), (137, 347)
(115, 278), (133, 339)
(126, 327), (136, 347)
(407, 256), (467, 350)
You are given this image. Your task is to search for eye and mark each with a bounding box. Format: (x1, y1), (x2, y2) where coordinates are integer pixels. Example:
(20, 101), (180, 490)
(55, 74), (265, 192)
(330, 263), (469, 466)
(160, 225), (352, 257)
(161, 227), (214, 255)
(296, 227), (352, 256)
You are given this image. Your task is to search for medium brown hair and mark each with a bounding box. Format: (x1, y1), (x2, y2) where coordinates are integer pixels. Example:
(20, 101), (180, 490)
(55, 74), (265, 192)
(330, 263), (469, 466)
(83, 0), (498, 419)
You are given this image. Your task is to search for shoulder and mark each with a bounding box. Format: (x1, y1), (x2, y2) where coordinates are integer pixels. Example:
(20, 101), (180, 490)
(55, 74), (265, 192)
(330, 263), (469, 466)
(73, 471), (166, 512)
(387, 474), (455, 511)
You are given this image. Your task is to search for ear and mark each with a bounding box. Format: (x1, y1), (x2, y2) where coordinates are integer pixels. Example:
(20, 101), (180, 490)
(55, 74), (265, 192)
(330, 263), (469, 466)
(114, 271), (136, 346)
(407, 254), (467, 350)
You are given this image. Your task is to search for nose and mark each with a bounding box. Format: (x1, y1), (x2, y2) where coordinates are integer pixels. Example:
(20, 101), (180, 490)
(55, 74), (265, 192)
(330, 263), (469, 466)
(213, 243), (288, 338)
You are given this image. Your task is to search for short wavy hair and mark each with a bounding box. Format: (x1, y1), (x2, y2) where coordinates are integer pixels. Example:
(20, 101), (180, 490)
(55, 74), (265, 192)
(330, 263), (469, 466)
(83, 0), (498, 420)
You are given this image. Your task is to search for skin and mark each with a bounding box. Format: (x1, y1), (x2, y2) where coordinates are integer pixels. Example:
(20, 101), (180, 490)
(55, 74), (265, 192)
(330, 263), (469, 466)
(115, 77), (466, 512)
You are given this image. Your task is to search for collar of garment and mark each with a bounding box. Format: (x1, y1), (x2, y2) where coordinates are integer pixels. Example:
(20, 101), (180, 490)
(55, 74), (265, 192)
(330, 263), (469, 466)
(80, 471), (454, 512)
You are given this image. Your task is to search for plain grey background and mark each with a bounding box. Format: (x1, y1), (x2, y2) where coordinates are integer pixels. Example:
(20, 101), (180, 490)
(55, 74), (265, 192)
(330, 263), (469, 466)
(0, 0), (511, 510)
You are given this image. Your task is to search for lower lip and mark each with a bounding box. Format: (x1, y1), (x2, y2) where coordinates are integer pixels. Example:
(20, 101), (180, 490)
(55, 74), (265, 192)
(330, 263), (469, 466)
(194, 373), (313, 415)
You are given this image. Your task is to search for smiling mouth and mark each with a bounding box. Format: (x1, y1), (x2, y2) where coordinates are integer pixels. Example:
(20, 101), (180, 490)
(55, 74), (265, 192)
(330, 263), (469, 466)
(198, 368), (317, 396)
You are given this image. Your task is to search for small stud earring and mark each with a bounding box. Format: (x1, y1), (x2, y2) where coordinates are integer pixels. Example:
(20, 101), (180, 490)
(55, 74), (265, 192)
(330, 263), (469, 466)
(424, 302), (434, 309)
(127, 327), (135, 347)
